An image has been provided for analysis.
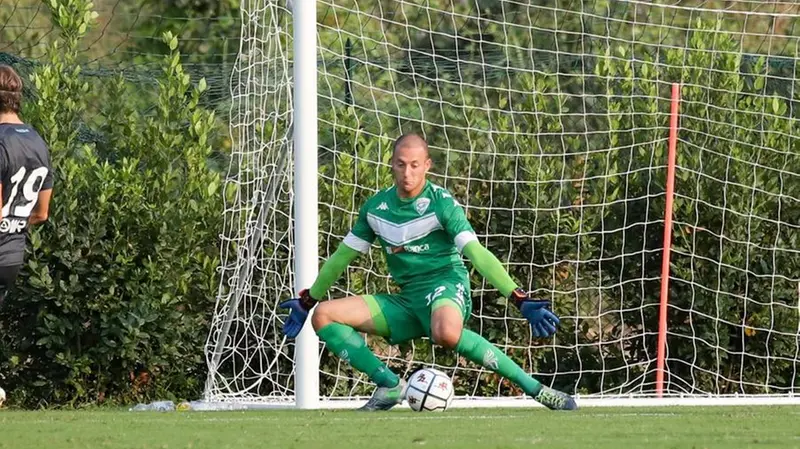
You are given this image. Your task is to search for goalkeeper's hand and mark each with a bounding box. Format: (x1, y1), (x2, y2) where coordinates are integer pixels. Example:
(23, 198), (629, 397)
(509, 288), (560, 338)
(278, 289), (317, 338)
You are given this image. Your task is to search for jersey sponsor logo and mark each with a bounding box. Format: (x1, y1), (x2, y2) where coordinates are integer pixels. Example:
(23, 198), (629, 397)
(376, 202), (389, 211)
(14, 128), (30, 133)
(386, 243), (430, 254)
(414, 197), (430, 215)
(0, 217), (27, 234)
(404, 243), (429, 253)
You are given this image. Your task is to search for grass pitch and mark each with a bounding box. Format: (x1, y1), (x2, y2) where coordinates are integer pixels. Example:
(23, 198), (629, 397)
(1, 406), (799, 449)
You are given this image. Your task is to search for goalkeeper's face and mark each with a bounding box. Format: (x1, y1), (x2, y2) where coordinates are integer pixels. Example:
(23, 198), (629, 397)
(392, 144), (431, 198)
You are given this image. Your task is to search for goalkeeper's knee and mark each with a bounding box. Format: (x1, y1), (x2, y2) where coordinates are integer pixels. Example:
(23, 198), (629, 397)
(311, 302), (333, 332)
(430, 317), (462, 349)
(431, 328), (461, 349)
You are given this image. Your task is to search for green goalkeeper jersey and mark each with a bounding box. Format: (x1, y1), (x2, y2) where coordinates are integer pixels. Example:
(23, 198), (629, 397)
(342, 181), (478, 287)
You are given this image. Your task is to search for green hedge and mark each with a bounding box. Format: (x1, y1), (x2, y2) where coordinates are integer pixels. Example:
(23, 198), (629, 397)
(0, 0), (223, 407)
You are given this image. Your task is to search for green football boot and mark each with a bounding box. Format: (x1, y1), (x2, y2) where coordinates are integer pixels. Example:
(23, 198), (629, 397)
(357, 379), (408, 411)
(534, 386), (578, 411)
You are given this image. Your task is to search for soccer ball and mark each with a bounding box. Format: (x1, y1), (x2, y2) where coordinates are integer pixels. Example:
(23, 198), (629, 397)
(406, 367), (454, 412)
(0, 387), (5, 407)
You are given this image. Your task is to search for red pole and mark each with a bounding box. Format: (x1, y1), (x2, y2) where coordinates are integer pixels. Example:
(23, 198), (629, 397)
(656, 82), (680, 398)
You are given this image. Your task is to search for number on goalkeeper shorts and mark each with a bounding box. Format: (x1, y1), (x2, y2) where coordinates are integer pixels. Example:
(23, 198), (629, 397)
(406, 367), (454, 412)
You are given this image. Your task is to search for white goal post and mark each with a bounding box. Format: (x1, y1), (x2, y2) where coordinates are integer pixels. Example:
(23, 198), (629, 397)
(203, 0), (800, 409)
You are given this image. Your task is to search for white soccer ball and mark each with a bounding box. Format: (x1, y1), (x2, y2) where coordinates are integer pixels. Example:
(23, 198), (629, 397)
(406, 367), (454, 412)
(0, 387), (5, 407)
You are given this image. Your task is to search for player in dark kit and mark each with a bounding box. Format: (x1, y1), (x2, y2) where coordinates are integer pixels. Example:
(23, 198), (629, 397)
(0, 65), (53, 306)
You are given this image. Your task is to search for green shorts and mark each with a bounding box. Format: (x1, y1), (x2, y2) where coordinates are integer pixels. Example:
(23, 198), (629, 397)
(362, 273), (472, 344)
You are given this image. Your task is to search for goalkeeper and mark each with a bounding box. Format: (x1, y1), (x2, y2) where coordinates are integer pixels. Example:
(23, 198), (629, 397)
(281, 133), (577, 411)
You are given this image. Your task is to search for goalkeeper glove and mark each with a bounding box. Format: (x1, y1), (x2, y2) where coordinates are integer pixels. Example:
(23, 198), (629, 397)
(278, 289), (318, 338)
(509, 288), (560, 338)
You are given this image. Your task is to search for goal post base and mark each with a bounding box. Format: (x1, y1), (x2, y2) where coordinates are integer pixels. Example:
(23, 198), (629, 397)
(191, 394), (800, 411)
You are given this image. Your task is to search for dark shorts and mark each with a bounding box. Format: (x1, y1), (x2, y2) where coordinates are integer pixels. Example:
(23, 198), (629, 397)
(0, 264), (21, 306)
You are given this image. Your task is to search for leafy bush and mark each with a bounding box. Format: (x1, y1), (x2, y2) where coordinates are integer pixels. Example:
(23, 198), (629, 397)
(0, 0), (223, 408)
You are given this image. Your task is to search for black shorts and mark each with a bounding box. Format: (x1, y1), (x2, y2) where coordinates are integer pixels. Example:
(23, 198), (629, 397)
(0, 265), (21, 306)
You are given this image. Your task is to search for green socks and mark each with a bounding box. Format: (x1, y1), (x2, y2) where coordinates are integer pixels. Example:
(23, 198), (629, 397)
(455, 329), (543, 396)
(317, 323), (540, 395)
(317, 323), (400, 388)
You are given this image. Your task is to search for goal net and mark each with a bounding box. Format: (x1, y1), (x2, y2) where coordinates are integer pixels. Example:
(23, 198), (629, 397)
(205, 0), (800, 407)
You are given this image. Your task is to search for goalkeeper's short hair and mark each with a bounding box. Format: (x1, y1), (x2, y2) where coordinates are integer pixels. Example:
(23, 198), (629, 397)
(393, 133), (429, 158)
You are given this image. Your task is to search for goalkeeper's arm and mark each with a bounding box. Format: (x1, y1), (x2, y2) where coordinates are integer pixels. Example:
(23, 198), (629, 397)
(305, 243), (361, 300)
(462, 240), (559, 337)
(461, 240), (560, 336)
(278, 243), (360, 338)
(292, 198), (374, 307)
(461, 240), (519, 298)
